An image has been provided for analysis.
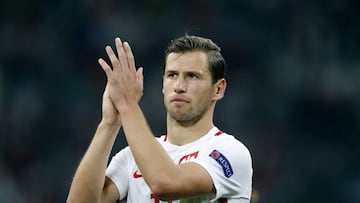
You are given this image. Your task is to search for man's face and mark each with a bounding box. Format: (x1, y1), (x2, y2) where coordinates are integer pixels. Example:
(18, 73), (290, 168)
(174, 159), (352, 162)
(163, 51), (217, 124)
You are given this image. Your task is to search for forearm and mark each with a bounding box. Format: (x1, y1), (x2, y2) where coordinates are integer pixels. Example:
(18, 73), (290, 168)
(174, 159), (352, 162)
(67, 122), (120, 203)
(119, 104), (177, 189)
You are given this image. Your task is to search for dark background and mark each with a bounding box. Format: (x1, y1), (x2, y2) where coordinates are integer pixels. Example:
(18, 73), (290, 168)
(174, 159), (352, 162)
(0, 0), (359, 202)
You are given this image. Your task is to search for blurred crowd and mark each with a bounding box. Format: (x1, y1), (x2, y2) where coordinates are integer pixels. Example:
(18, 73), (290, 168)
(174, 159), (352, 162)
(0, 0), (359, 202)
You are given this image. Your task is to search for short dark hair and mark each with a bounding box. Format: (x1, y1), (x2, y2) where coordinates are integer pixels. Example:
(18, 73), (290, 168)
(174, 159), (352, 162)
(164, 35), (226, 83)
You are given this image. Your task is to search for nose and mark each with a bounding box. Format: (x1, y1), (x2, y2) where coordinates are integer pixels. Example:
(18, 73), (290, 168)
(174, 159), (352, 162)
(174, 77), (186, 93)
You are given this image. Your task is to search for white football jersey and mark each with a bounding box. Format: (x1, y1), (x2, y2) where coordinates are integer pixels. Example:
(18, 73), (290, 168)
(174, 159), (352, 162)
(106, 127), (253, 203)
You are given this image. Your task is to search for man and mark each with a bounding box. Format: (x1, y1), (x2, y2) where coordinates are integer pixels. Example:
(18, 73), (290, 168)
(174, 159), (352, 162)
(67, 35), (253, 203)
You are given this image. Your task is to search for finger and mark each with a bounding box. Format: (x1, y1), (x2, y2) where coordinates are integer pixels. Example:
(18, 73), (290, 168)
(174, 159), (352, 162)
(98, 58), (112, 77)
(123, 41), (136, 73)
(136, 67), (144, 89)
(115, 37), (129, 72)
(105, 45), (120, 71)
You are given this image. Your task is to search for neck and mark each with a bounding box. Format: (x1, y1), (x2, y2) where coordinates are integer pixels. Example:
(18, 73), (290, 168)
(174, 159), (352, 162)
(166, 108), (214, 146)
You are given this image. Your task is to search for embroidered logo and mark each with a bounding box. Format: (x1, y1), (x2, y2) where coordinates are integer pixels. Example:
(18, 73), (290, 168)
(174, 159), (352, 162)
(178, 151), (199, 164)
(209, 150), (233, 178)
(133, 170), (143, 178)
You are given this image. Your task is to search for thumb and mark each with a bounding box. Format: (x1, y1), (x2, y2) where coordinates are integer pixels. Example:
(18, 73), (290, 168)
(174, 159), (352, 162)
(103, 83), (110, 98)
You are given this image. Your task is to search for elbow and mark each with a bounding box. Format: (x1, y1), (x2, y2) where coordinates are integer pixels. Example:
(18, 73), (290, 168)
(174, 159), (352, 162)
(66, 195), (86, 203)
(66, 198), (76, 203)
(67, 196), (99, 203)
(66, 192), (79, 203)
(66, 189), (99, 203)
(66, 195), (78, 203)
(148, 180), (176, 201)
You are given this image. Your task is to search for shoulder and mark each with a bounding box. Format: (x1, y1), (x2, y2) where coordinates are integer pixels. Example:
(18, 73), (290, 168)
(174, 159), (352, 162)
(110, 146), (132, 162)
(202, 131), (253, 171)
(156, 135), (168, 142)
(210, 131), (251, 156)
(193, 130), (253, 198)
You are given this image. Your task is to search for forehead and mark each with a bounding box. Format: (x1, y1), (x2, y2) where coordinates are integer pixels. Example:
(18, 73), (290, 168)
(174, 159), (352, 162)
(165, 51), (209, 73)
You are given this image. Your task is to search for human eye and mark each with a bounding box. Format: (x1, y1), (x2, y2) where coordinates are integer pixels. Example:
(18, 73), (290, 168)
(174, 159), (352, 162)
(166, 71), (177, 79)
(188, 73), (198, 80)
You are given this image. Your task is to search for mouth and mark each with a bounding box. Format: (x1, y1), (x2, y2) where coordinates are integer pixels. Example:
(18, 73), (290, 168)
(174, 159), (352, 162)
(170, 97), (190, 104)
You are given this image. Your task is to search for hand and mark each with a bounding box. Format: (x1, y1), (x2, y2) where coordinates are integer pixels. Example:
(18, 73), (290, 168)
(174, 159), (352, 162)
(101, 83), (121, 126)
(98, 37), (144, 112)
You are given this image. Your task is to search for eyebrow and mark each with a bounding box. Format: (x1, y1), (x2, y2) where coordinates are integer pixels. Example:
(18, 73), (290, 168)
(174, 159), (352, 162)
(164, 69), (205, 75)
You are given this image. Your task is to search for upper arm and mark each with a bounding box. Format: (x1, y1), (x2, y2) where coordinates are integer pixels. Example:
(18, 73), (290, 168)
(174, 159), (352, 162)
(153, 139), (253, 201)
(100, 177), (120, 203)
(104, 147), (130, 201)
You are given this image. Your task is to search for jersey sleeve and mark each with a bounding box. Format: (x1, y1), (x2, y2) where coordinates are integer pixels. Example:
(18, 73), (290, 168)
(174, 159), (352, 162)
(105, 147), (131, 200)
(192, 136), (253, 201)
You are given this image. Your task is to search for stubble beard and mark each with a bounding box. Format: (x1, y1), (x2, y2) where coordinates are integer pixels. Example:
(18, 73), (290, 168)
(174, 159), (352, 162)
(166, 100), (212, 127)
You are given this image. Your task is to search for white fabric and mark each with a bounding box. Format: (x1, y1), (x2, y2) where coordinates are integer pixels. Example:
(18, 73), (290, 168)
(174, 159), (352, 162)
(106, 127), (252, 203)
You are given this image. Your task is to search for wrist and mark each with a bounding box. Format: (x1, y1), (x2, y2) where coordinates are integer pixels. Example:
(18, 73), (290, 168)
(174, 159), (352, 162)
(99, 120), (121, 131)
(116, 102), (138, 115)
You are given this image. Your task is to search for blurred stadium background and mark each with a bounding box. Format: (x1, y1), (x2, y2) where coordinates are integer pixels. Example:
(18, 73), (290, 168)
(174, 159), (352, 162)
(0, 0), (359, 202)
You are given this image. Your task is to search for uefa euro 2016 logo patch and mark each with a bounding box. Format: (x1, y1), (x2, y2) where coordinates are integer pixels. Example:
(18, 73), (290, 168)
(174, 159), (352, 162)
(209, 149), (233, 178)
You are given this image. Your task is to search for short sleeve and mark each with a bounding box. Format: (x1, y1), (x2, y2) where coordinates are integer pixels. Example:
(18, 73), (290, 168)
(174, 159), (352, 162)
(105, 147), (131, 200)
(192, 137), (253, 201)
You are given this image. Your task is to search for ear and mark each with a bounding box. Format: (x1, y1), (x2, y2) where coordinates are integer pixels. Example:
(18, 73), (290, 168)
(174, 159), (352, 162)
(162, 75), (165, 94)
(213, 79), (227, 101)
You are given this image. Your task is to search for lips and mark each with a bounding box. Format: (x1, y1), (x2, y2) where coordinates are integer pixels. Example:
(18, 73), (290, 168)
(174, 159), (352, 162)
(170, 97), (190, 103)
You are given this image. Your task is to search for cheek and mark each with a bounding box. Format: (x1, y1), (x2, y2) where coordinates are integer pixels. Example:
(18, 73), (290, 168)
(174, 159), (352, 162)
(192, 87), (213, 102)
